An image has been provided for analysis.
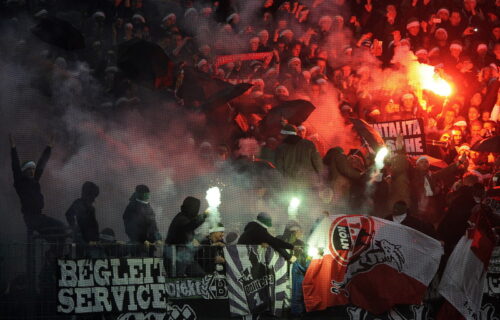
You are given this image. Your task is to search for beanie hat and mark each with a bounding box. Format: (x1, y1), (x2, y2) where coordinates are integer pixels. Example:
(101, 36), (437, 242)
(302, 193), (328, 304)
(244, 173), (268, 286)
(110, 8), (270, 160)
(162, 13), (176, 22)
(93, 11), (106, 20)
(437, 8), (449, 16)
(132, 14), (145, 24)
(450, 42), (463, 51)
(197, 59), (208, 68)
(416, 156), (429, 163)
(281, 123), (298, 135)
(209, 223), (225, 233)
(255, 212), (272, 228)
(406, 18), (420, 29)
(21, 161), (36, 172)
(135, 185), (150, 202)
(435, 28), (448, 38)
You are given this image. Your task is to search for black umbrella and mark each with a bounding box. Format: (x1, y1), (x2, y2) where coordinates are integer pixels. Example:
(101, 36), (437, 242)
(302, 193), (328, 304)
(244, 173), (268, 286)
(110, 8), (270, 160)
(117, 38), (173, 88)
(31, 17), (85, 50)
(472, 136), (500, 153)
(260, 99), (316, 136)
(200, 83), (253, 110)
(349, 118), (385, 151)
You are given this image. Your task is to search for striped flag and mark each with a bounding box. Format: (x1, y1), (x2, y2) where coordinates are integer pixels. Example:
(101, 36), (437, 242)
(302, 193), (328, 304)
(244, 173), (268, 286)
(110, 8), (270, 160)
(437, 207), (497, 320)
(224, 245), (289, 317)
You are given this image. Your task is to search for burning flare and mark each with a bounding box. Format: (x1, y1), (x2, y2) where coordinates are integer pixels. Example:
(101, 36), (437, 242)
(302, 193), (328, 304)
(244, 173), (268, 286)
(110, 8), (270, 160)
(206, 187), (221, 213)
(205, 187), (222, 231)
(417, 64), (452, 97)
(288, 197), (301, 219)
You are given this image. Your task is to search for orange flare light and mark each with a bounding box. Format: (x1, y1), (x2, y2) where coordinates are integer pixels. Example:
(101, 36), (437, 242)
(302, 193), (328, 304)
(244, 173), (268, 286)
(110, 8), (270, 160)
(417, 64), (452, 97)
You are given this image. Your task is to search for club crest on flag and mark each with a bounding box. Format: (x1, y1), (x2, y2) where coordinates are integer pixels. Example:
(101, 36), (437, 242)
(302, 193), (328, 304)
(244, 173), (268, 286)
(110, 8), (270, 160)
(329, 215), (375, 267)
(332, 239), (406, 295)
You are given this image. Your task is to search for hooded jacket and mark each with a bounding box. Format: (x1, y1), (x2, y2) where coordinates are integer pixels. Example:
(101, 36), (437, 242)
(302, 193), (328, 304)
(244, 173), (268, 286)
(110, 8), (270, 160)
(123, 194), (161, 243)
(166, 197), (206, 245)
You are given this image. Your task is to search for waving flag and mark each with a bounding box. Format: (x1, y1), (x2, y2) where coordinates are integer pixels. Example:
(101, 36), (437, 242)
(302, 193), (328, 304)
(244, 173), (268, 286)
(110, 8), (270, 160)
(303, 215), (443, 314)
(224, 245), (289, 317)
(437, 207), (497, 320)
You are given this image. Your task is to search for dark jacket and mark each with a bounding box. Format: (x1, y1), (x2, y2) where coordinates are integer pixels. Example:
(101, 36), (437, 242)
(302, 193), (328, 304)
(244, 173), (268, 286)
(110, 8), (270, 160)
(387, 214), (437, 239)
(197, 238), (225, 274)
(11, 146), (51, 216)
(123, 196), (161, 243)
(166, 197), (206, 245)
(238, 221), (294, 260)
(65, 199), (99, 243)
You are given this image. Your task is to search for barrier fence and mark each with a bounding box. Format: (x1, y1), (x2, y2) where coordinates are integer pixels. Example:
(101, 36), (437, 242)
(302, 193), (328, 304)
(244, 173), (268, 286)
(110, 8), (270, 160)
(0, 238), (499, 320)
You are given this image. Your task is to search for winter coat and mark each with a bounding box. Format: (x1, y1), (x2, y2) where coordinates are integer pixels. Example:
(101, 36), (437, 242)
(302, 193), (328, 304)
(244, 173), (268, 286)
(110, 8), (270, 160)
(11, 146), (51, 216)
(123, 197), (161, 243)
(65, 198), (99, 243)
(197, 238), (225, 274)
(275, 135), (322, 187)
(165, 197), (206, 245)
(238, 221), (294, 260)
(324, 147), (363, 202)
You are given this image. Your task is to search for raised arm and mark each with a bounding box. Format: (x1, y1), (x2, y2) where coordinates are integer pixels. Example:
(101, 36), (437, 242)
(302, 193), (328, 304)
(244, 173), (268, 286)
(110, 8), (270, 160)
(34, 146), (52, 181)
(9, 134), (21, 180)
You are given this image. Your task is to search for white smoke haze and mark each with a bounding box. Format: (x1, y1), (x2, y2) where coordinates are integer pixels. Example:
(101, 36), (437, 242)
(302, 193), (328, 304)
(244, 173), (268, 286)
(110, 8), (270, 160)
(0, 1), (436, 251)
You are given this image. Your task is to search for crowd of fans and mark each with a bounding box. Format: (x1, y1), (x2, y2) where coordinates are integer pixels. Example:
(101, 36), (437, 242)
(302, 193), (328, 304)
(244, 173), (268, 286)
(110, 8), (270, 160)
(1, 0), (500, 318)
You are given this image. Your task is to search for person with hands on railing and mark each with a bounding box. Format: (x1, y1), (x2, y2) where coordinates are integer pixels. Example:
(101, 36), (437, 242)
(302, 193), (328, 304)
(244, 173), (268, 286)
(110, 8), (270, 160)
(65, 181), (101, 257)
(165, 196), (208, 276)
(123, 184), (162, 256)
(197, 223), (226, 274)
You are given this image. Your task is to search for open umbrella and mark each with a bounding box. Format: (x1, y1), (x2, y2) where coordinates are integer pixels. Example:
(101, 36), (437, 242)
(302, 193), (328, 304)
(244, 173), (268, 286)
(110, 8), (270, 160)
(349, 118), (385, 151)
(117, 38), (173, 88)
(200, 83), (253, 110)
(260, 99), (316, 136)
(31, 16), (85, 50)
(471, 136), (500, 153)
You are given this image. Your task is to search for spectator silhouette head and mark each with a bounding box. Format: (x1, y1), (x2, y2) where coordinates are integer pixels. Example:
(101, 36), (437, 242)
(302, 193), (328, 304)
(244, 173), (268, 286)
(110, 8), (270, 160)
(135, 185), (150, 203)
(181, 196), (201, 218)
(82, 181), (99, 203)
(256, 212), (272, 228)
(392, 201), (408, 216)
(21, 161), (36, 178)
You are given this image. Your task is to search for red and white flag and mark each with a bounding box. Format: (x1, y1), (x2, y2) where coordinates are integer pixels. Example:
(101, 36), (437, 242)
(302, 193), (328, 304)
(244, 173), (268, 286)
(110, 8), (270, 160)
(303, 215), (443, 314)
(437, 208), (497, 320)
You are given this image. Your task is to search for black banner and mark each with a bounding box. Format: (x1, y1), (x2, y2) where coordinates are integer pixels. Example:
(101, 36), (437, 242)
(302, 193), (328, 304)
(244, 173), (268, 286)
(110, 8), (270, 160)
(371, 118), (427, 155)
(56, 258), (227, 314)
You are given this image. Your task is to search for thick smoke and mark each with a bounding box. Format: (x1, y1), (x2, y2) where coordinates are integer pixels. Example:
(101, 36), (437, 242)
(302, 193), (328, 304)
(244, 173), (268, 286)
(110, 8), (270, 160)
(0, 1), (433, 248)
